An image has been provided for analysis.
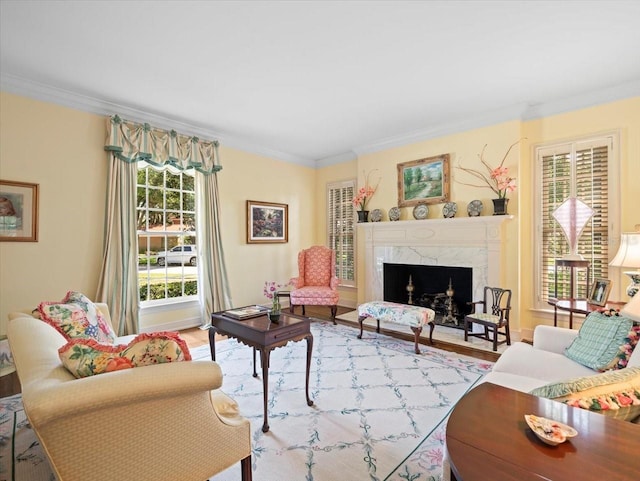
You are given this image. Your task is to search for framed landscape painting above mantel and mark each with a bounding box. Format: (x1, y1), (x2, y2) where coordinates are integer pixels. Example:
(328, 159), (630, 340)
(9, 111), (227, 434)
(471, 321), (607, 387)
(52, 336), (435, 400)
(0, 179), (39, 242)
(247, 200), (288, 244)
(397, 154), (450, 207)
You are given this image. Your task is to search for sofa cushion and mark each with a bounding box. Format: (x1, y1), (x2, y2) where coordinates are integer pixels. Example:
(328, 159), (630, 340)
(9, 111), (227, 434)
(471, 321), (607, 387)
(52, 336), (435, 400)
(38, 291), (116, 344)
(611, 324), (640, 370)
(564, 312), (634, 371)
(58, 331), (191, 378)
(529, 367), (640, 421)
(491, 342), (595, 382)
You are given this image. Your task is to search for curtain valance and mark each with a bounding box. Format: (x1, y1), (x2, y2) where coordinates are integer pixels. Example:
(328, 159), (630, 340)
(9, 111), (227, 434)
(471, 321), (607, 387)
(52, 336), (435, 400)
(104, 115), (222, 174)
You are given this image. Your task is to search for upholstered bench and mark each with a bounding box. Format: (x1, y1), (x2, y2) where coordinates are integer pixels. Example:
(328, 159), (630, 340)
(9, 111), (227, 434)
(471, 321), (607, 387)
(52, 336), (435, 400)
(357, 301), (436, 354)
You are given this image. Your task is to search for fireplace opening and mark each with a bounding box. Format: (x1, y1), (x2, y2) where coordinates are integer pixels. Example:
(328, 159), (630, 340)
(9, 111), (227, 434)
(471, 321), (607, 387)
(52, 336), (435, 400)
(383, 263), (473, 328)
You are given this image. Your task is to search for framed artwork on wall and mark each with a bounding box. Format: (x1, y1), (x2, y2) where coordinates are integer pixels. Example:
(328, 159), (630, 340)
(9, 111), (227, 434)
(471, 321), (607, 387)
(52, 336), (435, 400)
(397, 154), (450, 207)
(0, 180), (39, 242)
(247, 200), (288, 244)
(588, 278), (612, 307)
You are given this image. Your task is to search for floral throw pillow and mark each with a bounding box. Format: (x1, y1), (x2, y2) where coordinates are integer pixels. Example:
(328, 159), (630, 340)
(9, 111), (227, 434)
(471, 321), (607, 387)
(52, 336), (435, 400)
(38, 291), (116, 343)
(58, 331), (192, 378)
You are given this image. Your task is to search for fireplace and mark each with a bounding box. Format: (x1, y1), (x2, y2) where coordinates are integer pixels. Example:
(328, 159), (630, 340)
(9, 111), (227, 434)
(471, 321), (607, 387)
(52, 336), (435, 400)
(358, 216), (512, 318)
(384, 263), (473, 327)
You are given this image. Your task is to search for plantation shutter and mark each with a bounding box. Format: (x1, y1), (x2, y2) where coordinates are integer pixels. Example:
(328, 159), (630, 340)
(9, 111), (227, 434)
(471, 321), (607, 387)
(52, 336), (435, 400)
(328, 180), (356, 286)
(539, 140), (611, 302)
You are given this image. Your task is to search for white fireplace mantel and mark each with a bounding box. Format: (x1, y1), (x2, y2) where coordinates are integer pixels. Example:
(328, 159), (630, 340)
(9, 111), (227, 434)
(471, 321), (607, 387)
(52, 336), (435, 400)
(358, 216), (514, 302)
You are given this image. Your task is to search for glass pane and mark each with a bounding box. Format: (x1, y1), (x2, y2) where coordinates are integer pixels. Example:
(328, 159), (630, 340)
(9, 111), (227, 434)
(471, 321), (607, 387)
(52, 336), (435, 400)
(147, 169), (164, 188)
(183, 192), (195, 212)
(147, 187), (164, 210)
(165, 171), (181, 190)
(183, 174), (195, 191)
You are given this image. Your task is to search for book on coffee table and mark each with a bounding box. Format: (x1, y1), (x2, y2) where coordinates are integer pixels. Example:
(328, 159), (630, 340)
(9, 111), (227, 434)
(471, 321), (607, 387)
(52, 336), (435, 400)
(224, 305), (269, 320)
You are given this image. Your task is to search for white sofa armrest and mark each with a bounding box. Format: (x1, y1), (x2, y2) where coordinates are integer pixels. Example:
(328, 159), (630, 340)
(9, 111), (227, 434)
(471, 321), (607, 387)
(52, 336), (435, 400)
(532, 325), (578, 354)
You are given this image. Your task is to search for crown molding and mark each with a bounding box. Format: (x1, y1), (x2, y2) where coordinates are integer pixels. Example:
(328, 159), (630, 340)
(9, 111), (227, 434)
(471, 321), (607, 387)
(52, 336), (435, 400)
(0, 73), (316, 168)
(2, 73), (638, 169)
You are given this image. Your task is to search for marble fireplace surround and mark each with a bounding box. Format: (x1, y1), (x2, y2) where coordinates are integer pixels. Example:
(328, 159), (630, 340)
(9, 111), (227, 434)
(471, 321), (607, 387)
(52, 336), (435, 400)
(358, 215), (514, 304)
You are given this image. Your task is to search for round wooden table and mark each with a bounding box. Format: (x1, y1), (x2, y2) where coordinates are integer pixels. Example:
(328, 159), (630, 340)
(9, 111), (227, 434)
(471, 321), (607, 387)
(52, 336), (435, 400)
(446, 382), (640, 481)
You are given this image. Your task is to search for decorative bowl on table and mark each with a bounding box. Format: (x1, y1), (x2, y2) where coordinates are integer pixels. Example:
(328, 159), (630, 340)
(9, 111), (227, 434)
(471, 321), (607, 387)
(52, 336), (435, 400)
(524, 414), (578, 446)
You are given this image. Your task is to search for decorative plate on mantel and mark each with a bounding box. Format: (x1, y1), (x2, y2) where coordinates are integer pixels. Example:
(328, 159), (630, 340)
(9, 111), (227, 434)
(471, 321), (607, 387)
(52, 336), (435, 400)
(388, 207), (401, 221)
(412, 203), (429, 220)
(370, 209), (383, 222)
(443, 202), (457, 218)
(467, 200), (483, 217)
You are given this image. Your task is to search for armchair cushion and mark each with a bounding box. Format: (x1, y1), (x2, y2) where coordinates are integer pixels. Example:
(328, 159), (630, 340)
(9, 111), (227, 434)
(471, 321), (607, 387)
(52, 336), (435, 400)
(564, 312), (635, 371)
(59, 331), (191, 378)
(38, 291), (116, 344)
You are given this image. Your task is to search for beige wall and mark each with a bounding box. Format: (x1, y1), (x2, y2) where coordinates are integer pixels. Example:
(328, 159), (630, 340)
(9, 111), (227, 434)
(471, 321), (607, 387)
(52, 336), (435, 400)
(0, 92), (316, 330)
(2, 91), (638, 336)
(316, 97), (640, 338)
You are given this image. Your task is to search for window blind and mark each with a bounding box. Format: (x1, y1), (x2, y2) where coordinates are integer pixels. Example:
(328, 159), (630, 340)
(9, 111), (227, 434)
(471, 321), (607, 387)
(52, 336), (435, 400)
(328, 180), (356, 286)
(539, 142), (610, 302)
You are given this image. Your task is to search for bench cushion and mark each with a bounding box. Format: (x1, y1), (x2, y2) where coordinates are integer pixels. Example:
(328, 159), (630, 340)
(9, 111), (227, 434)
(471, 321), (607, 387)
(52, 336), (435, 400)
(358, 301), (435, 328)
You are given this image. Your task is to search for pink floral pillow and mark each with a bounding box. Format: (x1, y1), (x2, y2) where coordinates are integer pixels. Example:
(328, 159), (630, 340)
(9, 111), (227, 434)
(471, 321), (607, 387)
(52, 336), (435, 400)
(58, 331), (191, 378)
(38, 291), (116, 343)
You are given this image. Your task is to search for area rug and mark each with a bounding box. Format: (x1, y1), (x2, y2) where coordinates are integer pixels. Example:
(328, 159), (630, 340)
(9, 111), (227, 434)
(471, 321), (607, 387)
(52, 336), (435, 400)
(0, 321), (492, 481)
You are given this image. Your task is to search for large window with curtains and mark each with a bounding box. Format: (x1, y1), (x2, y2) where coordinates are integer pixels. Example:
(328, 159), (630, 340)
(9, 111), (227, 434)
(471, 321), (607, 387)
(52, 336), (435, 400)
(137, 164), (198, 303)
(327, 180), (356, 287)
(534, 132), (619, 310)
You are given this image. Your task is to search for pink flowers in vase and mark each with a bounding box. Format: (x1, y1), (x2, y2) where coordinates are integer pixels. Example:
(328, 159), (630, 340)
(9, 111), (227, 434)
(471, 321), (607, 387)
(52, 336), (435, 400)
(352, 169), (380, 211)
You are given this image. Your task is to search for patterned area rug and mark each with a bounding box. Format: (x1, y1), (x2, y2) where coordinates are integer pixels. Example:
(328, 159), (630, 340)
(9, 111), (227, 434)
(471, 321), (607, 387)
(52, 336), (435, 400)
(0, 321), (492, 481)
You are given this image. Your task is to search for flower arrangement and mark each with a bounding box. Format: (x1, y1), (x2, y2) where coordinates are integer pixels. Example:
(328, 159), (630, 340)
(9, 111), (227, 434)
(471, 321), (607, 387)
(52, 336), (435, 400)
(456, 140), (522, 199)
(352, 169), (381, 211)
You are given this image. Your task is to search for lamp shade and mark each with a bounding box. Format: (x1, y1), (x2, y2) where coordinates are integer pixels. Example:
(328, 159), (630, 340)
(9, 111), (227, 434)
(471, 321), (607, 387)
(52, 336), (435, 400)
(620, 290), (640, 322)
(610, 233), (640, 268)
(552, 197), (594, 260)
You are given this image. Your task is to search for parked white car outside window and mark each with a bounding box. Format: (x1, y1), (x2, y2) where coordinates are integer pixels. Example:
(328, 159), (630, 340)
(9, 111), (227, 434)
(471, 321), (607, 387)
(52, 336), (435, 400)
(156, 245), (197, 266)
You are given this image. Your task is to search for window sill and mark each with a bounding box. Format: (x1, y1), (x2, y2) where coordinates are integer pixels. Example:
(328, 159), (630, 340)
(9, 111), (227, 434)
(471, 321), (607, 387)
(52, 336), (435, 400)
(140, 296), (199, 313)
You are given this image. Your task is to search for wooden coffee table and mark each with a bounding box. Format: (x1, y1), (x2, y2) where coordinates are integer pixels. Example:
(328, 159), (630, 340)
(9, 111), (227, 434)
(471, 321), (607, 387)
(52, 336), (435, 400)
(446, 382), (640, 480)
(209, 310), (314, 433)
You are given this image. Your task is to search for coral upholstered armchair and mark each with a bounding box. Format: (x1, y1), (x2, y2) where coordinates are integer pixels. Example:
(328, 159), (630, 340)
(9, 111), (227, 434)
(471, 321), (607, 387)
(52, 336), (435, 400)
(290, 246), (339, 324)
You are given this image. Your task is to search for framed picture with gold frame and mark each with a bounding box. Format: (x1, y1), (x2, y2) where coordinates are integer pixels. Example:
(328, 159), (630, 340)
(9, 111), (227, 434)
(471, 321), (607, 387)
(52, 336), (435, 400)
(397, 154), (450, 207)
(247, 200), (288, 244)
(0, 180), (39, 242)
(588, 278), (612, 307)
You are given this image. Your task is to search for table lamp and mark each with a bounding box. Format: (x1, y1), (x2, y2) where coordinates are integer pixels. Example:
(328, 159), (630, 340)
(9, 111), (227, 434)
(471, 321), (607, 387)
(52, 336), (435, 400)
(620, 286), (640, 320)
(610, 232), (640, 297)
(552, 197), (595, 260)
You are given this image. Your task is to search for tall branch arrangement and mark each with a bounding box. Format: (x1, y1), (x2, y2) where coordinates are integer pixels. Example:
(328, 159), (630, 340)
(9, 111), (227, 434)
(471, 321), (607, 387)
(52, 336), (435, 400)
(456, 139), (523, 199)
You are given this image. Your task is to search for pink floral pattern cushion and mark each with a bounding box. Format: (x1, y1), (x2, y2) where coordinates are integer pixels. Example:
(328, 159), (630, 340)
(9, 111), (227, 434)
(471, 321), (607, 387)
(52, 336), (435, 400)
(38, 291), (116, 343)
(58, 331), (191, 378)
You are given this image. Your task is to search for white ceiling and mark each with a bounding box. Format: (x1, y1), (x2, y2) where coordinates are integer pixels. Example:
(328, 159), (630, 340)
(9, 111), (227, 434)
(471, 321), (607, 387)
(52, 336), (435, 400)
(1, 0), (640, 167)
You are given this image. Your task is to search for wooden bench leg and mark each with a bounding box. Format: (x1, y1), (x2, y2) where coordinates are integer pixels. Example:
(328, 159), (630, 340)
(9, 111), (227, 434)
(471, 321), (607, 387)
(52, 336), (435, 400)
(428, 321), (434, 345)
(357, 315), (380, 340)
(410, 326), (422, 354)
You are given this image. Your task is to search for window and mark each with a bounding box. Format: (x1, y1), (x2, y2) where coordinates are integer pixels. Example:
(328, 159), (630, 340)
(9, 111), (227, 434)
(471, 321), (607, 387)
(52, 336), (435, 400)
(534, 133), (619, 309)
(327, 180), (356, 287)
(137, 164), (198, 304)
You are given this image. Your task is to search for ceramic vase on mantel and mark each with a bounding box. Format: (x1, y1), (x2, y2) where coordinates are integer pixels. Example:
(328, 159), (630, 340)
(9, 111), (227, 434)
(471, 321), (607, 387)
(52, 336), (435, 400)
(492, 198), (509, 215)
(357, 210), (369, 223)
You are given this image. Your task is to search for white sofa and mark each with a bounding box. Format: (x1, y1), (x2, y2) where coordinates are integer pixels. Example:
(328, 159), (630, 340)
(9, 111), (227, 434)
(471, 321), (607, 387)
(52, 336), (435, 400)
(7, 304), (252, 481)
(483, 324), (640, 391)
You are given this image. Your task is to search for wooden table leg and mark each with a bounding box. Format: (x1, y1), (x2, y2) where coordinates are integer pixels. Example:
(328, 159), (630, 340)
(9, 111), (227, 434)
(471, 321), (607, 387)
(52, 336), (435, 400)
(305, 334), (314, 407)
(428, 321), (435, 344)
(208, 327), (217, 360)
(260, 348), (271, 433)
(252, 347), (257, 378)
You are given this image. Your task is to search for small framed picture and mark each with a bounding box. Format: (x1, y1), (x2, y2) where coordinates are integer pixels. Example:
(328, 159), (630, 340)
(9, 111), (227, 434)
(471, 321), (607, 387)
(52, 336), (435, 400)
(588, 278), (612, 307)
(0, 180), (39, 242)
(247, 200), (288, 244)
(397, 154), (450, 207)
